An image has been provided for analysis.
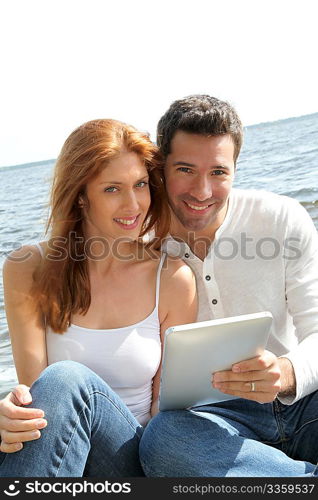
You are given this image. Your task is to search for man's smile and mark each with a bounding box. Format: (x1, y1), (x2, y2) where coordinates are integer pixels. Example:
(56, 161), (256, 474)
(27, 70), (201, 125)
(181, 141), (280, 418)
(183, 200), (214, 214)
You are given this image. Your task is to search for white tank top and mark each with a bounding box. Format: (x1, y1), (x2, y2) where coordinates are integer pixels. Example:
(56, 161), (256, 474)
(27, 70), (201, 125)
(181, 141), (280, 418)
(34, 243), (165, 426)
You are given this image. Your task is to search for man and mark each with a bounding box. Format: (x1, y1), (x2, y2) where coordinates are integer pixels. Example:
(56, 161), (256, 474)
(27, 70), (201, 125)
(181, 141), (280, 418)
(139, 95), (318, 476)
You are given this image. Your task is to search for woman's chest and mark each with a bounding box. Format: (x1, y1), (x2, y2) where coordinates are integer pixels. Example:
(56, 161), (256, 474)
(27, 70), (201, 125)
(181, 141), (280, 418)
(73, 263), (158, 329)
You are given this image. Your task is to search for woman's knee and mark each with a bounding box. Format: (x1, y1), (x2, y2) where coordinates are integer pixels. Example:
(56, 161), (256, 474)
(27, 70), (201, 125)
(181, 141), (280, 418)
(31, 361), (96, 397)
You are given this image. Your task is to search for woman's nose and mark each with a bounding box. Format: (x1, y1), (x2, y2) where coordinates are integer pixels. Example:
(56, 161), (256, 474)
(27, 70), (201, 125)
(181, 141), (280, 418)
(123, 190), (139, 211)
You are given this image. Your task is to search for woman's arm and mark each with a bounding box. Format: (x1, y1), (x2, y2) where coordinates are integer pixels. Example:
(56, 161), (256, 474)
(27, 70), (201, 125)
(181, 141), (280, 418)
(151, 256), (197, 416)
(3, 246), (48, 384)
(0, 246), (48, 452)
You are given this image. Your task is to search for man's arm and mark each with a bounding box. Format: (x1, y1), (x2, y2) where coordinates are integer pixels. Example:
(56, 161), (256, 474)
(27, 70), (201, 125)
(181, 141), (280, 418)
(278, 357), (296, 398)
(213, 200), (317, 405)
(280, 200), (318, 403)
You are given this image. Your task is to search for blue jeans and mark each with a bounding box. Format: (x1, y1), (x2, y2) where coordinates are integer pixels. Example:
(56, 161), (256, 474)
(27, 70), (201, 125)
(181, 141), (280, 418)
(139, 393), (318, 477)
(0, 361), (144, 477)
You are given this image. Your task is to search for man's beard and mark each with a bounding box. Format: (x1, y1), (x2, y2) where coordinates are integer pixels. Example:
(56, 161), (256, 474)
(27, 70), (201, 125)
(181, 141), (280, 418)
(168, 197), (223, 232)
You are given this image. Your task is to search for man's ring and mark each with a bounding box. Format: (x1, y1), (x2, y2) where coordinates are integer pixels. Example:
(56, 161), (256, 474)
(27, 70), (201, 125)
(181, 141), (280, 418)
(250, 382), (256, 392)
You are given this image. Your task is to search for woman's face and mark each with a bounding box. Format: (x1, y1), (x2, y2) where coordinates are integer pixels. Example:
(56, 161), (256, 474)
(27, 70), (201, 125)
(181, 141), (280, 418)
(82, 151), (151, 243)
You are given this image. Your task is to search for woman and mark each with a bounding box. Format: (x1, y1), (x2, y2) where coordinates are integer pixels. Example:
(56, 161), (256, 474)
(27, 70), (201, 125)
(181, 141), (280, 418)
(0, 119), (197, 476)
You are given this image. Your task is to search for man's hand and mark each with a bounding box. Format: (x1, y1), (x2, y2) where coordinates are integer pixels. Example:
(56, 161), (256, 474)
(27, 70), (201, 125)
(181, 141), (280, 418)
(212, 350), (285, 404)
(0, 385), (47, 453)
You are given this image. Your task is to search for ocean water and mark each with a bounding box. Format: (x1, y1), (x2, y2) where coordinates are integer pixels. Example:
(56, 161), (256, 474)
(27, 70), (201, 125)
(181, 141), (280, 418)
(0, 113), (317, 398)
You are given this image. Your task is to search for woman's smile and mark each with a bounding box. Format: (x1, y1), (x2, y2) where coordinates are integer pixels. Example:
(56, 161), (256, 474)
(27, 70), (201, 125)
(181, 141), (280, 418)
(83, 151), (151, 241)
(113, 214), (141, 229)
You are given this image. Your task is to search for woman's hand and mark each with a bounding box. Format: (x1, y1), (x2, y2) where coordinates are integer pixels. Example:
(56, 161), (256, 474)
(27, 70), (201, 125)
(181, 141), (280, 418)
(0, 385), (47, 453)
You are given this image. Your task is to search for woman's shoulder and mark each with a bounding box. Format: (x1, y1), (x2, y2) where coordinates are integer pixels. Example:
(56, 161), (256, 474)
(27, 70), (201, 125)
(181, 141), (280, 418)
(160, 254), (196, 293)
(158, 254), (197, 325)
(162, 253), (195, 277)
(140, 247), (194, 276)
(3, 242), (46, 279)
(134, 247), (195, 287)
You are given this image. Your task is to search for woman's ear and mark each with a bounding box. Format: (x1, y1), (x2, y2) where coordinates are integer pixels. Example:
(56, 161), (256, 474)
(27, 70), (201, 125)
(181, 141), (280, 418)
(78, 195), (85, 208)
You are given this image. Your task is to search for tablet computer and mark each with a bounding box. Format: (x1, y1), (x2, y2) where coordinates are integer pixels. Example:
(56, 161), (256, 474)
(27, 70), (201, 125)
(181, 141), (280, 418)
(159, 311), (273, 411)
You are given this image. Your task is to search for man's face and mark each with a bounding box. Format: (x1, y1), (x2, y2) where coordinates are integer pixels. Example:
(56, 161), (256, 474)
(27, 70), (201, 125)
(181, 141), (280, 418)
(164, 131), (235, 235)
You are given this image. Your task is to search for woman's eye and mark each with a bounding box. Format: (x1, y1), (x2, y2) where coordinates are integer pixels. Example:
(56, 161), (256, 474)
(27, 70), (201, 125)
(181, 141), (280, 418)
(104, 186), (118, 192)
(135, 181), (149, 188)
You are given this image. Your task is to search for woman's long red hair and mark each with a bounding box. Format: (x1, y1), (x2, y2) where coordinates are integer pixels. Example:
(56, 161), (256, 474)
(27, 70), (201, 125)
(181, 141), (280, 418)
(32, 119), (170, 333)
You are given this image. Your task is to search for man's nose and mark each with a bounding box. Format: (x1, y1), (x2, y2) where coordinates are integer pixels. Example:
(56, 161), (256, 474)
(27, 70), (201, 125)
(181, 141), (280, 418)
(189, 177), (213, 201)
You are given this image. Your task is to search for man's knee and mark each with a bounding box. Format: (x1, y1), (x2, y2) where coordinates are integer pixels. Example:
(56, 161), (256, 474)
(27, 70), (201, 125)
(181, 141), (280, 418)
(140, 410), (188, 476)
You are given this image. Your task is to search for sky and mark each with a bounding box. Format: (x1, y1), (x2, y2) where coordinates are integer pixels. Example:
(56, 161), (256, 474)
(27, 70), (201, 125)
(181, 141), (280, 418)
(0, 0), (317, 167)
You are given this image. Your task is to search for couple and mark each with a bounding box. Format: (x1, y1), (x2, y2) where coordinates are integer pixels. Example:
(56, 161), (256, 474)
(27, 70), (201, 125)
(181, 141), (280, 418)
(1, 95), (318, 477)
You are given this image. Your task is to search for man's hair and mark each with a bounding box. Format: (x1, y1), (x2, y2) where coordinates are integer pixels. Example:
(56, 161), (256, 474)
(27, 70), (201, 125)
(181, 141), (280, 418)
(157, 94), (243, 163)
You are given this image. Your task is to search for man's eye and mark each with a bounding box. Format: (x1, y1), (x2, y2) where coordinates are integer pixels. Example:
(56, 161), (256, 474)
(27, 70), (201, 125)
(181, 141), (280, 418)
(104, 186), (118, 192)
(135, 181), (148, 188)
(177, 167), (192, 173)
(212, 170), (226, 176)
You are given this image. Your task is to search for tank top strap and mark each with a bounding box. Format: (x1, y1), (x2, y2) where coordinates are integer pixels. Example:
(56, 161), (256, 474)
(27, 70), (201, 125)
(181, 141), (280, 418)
(34, 242), (44, 258)
(155, 252), (167, 309)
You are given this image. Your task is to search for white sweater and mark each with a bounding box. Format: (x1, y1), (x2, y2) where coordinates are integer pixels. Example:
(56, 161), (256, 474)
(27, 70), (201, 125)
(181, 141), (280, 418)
(163, 189), (318, 404)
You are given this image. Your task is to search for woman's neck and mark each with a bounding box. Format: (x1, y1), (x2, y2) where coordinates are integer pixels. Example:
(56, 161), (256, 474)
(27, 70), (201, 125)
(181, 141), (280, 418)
(86, 238), (140, 275)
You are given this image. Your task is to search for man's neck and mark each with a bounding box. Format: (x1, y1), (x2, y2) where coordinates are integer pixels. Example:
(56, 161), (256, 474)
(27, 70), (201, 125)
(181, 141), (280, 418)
(170, 203), (229, 261)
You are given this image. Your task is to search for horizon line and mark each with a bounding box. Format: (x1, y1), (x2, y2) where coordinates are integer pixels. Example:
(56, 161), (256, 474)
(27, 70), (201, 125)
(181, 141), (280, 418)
(1, 110), (317, 170)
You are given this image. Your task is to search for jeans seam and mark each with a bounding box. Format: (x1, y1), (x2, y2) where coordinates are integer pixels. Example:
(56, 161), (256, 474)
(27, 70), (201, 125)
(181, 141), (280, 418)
(55, 389), (141, 476)
(261, 438), (285, 446)
(263, 420), (318, 440)
(292, 417), (318, 437)
(262, 417), (318, 447)
(87, 390), (142, 433)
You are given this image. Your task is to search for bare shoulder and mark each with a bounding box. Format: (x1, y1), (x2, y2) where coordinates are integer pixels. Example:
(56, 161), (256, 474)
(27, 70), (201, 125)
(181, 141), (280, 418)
(162, 255), (196, 283)
(159, 255), (197, 326)
(3, 243), (44, 285)
(160, 255), (196, 301)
